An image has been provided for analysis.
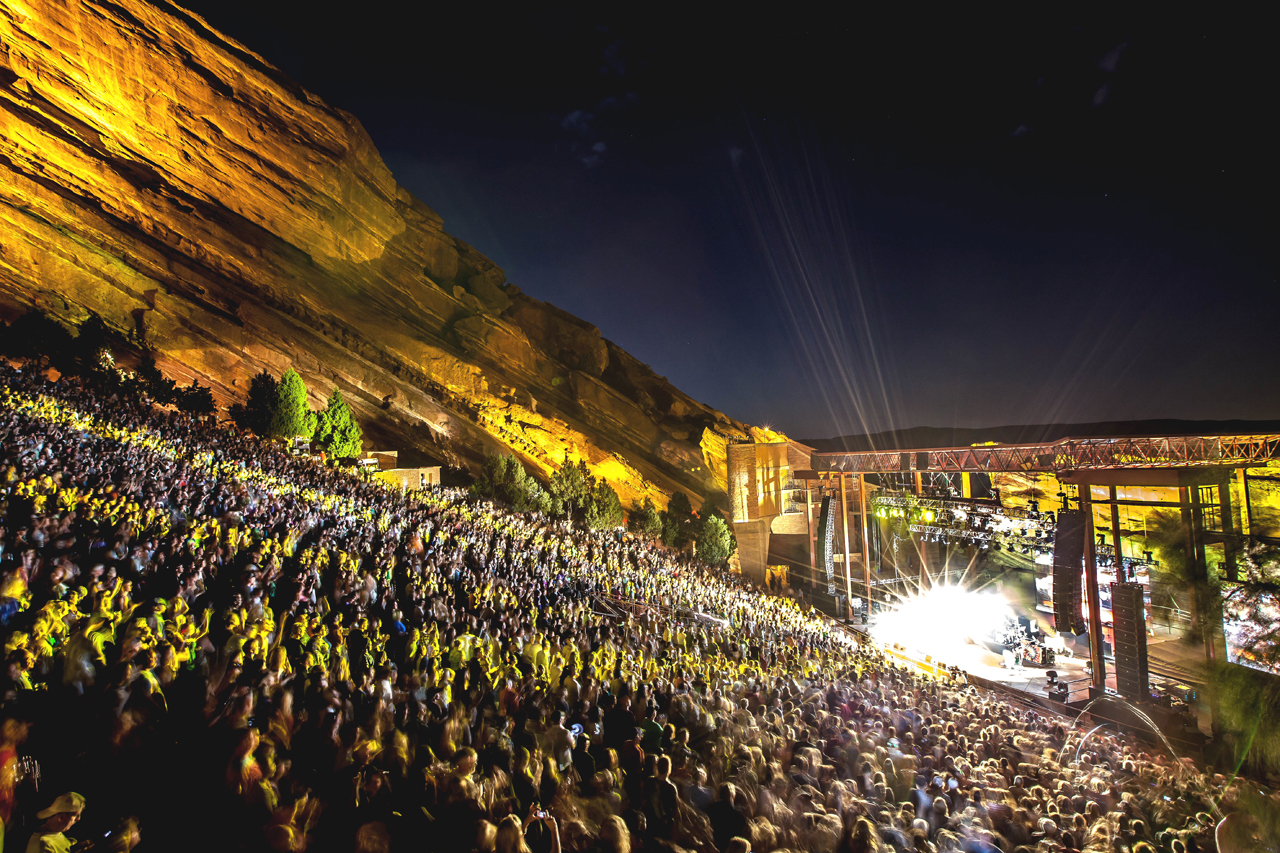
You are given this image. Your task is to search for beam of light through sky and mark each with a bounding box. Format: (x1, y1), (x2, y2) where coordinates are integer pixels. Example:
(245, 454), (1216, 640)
(732, 126), (905, 442)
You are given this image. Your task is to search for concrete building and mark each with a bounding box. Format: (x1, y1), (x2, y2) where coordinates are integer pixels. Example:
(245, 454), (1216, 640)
(359, 450), (441, 490)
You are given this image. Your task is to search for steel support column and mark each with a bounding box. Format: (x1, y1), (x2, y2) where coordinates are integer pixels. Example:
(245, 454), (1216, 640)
(1109, 487), (1124, 581)
(859, 473), (872, 610)
(841, 474), (853, 618)
(1080, 488), (1107, 692)
(806, 485), (815, 590)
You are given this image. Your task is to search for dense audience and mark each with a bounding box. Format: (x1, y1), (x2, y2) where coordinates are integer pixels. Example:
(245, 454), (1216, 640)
(0, 361), (1272, 852)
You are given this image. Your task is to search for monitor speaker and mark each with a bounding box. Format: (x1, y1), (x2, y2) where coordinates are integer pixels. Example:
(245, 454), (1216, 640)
(1111, 582), (1149, 702)
(1052, 510), (1085, 634)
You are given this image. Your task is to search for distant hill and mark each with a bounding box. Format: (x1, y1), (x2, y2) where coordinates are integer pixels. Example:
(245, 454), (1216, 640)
(803, 419), (1280, 453)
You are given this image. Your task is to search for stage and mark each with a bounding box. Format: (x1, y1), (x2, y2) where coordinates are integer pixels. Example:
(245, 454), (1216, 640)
(854, 626), (1091, 701)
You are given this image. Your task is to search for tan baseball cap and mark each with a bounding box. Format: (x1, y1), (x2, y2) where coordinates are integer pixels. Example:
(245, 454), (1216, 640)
(37, 792), (85, 820)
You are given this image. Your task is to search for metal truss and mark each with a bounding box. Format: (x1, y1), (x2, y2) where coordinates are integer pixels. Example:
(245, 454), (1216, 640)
(815, 434), (1280, 474)
(873, 493), (1041, 521)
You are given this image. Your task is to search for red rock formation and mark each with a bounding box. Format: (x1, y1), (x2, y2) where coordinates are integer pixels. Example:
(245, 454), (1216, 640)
(0, 0), (783, 507)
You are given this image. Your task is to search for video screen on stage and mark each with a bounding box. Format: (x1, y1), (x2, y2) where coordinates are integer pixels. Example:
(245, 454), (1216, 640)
(1222, 583), (1280, 676)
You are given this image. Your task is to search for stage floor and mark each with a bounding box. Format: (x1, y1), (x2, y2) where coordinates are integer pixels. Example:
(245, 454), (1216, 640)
(927, 638), (1090, 699)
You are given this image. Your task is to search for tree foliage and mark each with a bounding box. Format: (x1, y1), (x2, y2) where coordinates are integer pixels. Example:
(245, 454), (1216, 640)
(548, 456), (593, 520)
(230, 369), (279, 435)
(661, 491), (696, 548)
(314, 389), (363, 457)
(136, 353), (178, 405)
(2, 310), (75, 368)
(697, 513), (735, 566)
(1150, 511), (1280, 774)
(628, 498), (663, 539)
(72, 313), (113, 372)
(472, 452), (552, 514)
(585, 480), (625, 530)
(176, 380), (217, 416)
(700, 493), (729, 523)
(267, 368), (316, 439)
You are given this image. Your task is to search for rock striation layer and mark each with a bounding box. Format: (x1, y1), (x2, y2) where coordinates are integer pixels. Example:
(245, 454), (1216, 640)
(0, 0), (783, 507)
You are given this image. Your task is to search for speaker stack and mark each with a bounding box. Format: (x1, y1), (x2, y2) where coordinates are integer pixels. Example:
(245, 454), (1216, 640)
(1111, 581), (1149, 702)
(1052, 510), (1086, 634)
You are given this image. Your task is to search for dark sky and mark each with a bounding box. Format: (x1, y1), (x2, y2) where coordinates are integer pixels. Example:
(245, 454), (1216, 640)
(181, 2), (1275, 440)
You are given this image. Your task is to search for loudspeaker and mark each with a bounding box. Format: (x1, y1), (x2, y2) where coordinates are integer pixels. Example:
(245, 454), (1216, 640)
(1111, 582), (1149, 702)
(899, 453), (911, 471)
(1052, 510), (1085, 634)
(815, 496), (838, 595)
(916, 451), (930, 471)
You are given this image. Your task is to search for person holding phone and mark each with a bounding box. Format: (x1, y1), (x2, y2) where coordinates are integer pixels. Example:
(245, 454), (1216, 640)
(25, 791), (87, 853)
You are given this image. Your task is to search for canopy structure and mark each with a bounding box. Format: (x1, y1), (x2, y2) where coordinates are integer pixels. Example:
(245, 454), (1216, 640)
(810, 433), (1280, 475)
(800, 431), (1280, 697)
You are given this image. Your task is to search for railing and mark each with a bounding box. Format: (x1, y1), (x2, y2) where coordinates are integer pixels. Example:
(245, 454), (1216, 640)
(1147, 603), (1193, 637)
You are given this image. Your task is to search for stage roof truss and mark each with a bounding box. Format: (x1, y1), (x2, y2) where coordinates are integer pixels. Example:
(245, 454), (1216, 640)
(814, 433), (1280, 474)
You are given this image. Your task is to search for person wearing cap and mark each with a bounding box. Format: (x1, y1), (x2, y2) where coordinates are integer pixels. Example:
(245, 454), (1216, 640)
(26, 792), (84, 853)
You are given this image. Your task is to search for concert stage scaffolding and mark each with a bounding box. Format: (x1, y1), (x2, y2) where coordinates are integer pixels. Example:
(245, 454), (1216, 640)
(795, 430), (1280, 699)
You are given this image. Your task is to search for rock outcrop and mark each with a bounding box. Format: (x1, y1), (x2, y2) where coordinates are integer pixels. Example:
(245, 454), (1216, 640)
(0, 0), (783, 507)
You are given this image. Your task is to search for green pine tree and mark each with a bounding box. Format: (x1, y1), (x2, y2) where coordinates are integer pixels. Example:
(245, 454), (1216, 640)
(628, 498), (663, 539)
(661, 491), (696, 548)
(473, 452), (553, 514)
(696, 514), (735, 566)
(586, 480), (625, 530)
(177, 380), (216, 416)
(314, 389), (363, 457)
(136, 353), (178, 405)
(230, 369), (278, 434)
(268, 368), (316, 439)
(548, 455), (593, 520)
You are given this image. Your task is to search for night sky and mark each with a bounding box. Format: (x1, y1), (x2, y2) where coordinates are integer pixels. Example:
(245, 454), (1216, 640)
(180, 3), (1275, 441)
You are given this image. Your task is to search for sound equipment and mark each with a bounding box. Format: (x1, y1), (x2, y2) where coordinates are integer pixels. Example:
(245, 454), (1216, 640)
(916, 451), (930, 471)
(1052, 510), (1085, 634)
(815, 496), (838, 595)
(1111, 582), (1149, 702)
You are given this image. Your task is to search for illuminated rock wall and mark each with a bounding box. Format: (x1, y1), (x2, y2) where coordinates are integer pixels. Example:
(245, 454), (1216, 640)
(0, 0), (778, 508)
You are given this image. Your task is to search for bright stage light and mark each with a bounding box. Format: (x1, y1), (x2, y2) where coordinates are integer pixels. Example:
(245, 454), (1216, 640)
(869, 585), (1012, 662)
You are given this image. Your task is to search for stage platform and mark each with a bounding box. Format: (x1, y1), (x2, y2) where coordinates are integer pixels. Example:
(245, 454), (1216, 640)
(917, 637), (1088, 700)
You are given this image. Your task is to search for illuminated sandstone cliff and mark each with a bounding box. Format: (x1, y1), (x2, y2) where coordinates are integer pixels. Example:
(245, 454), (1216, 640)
(0, 0), (784, 507)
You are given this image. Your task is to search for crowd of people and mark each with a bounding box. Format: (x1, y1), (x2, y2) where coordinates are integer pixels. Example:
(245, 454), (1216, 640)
(0, 360), (1272, 852)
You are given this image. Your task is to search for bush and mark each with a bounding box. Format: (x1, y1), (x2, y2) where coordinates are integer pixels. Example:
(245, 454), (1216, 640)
(314, 389), (363, 457)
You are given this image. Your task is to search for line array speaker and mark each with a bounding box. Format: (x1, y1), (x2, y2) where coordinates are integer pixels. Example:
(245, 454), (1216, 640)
(1111, 582), (1149, 702)
(1052, 510), (1085, 634)
(816, 496), (837, 595)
